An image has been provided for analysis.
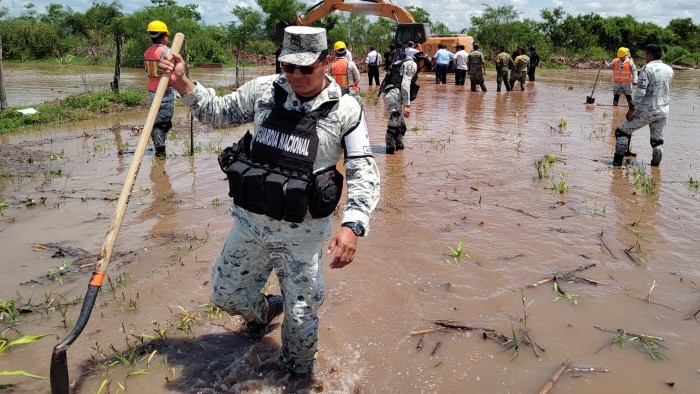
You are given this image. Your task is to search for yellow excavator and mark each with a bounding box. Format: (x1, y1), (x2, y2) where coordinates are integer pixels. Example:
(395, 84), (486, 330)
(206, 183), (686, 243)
(291, 0), (473, 58)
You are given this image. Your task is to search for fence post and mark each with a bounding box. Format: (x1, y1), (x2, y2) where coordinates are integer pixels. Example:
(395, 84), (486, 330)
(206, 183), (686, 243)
(110, 36), (124, 94)
(0, 37), (7, 110)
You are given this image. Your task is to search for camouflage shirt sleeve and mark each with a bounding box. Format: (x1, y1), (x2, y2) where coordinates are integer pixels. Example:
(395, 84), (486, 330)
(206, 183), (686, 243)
(400, 60), (417, 106)
(180, 77), (268, 128)
(340, 108), (380, 234)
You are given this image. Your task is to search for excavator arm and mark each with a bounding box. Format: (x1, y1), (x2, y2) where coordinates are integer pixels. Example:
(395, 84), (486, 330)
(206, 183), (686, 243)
(295, 0), (416, 25)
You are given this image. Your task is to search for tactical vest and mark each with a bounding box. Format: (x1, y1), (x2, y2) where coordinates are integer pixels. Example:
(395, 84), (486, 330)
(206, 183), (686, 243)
(380, 59), (419, 101)
(220, 83), (344, 223)
(144, 45), (168, 92)
(613, 58), (632, 83)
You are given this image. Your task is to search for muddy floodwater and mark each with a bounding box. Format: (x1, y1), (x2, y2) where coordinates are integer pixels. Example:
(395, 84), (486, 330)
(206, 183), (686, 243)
(1, 65), (700, 394)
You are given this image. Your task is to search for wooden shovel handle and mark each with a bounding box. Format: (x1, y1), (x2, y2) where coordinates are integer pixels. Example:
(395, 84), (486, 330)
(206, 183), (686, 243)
(90, 32), (185, 285)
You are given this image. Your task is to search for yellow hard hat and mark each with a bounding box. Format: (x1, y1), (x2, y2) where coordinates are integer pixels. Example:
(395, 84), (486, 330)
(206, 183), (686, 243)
(146, 20), (170, 35)
(617, 47), (629, 58)
(333, 41), (347, 52)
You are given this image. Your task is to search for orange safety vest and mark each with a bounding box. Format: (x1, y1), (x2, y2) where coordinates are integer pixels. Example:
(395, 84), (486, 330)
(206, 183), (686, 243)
(144, 44), (168, 92)
(612, 58), (632, 83)
(330, 58), (349, 88)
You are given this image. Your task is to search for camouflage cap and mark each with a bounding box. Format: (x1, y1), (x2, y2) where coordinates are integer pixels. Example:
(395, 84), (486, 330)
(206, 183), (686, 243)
(279, 26), (327, 66)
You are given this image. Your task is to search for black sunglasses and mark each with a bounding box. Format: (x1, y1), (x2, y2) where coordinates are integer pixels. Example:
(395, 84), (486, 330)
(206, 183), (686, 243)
(280, 59), (322, 74)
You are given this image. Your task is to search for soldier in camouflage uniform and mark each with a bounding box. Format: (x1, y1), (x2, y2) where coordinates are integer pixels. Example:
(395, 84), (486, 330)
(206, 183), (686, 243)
(510, 49), (530, 91)
(157, 26), (381, 375)
(613, 44), (673, 167)
(495, 46), (514, 92)
(467, 43), (487, 92)
(380, 52), (429, 153)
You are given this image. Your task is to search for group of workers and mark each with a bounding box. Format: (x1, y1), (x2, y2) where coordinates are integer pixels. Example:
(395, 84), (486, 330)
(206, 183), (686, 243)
(144, 20), (673, 380)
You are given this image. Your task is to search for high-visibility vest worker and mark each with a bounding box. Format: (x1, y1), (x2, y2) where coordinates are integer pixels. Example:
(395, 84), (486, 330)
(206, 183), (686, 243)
(330, 57), (350, 88)
(144, 20), (170, 92)
(612, 47), (632, 83)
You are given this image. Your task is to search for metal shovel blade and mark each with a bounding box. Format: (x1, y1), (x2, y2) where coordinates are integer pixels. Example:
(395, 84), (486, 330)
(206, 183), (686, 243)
(586, 96), (596, 104)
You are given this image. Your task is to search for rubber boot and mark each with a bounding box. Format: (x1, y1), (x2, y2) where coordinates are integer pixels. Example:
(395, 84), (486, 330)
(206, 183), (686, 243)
(155, 146), (166, 158)
(651, 147), (663, 166)
(625, 95), (633, 109)
(613, 153), (624, 166)
(613, 94), (620, 106)
(624, 140), (637, 157)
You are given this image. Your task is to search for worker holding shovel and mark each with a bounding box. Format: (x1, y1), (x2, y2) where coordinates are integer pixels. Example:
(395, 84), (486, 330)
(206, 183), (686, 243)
(157, 26), (380, 376)
(605, 47), (638, 109)
(612, 44), (673, 167)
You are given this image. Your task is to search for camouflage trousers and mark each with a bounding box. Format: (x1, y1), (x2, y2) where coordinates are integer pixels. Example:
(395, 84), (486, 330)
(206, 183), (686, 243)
(616, 108), (667, 165)
(148, 88), (175, 150)
(496, 69), (511, 91)
(383, 88), (406, 150)
(211, 206), (330, 374)
(510, 72), (526, 90)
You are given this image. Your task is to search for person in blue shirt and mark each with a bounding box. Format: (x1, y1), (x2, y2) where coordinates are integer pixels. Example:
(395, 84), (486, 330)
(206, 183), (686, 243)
(433, 43), (454, 84)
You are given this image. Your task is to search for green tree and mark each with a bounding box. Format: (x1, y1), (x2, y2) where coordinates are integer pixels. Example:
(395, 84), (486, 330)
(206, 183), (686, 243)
(405, 6), (431, 24)
(228, 6), (265, 85)
(256, 0), (306, 42)
(431, 22), (451, 36)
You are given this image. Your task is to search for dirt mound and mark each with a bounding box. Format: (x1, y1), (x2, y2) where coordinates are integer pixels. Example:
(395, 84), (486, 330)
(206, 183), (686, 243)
(550, 56), (605, 69)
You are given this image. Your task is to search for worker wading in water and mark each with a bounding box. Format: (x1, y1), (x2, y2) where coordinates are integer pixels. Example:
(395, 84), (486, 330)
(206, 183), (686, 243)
(379, 52), (429, 154)
(143, 20), (176, 157)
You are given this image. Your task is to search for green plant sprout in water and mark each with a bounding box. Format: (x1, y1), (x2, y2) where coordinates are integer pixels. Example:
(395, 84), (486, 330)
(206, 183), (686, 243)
(629, 163), (656, 197)
(0, 202), (7, 216)
(1, 331), (52, 381)
(584, 196), (607, 218)
(444, 240), (469, 266)
(533, 154), (557, 180)
(503, 289), (535, 360)
(553, 278), (578, 305)
(558, 117), (568, 129)
(546, 172), (569, 194)
(684, 175), (700, 189)
(611, 330), (665, 360)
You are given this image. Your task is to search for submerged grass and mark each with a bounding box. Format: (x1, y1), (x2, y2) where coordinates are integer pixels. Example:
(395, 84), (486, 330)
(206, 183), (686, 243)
(0, 89), (147, 134)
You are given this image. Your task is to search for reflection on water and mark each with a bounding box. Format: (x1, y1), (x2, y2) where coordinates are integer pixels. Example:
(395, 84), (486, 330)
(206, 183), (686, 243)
(1, 67), (700, 393)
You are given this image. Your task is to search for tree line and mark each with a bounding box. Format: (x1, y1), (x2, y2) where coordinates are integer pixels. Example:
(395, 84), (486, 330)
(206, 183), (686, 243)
(0, 0), (698, 68)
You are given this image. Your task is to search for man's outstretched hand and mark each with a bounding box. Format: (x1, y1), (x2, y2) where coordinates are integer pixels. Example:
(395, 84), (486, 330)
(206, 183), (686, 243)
(326, 227), (357, 269)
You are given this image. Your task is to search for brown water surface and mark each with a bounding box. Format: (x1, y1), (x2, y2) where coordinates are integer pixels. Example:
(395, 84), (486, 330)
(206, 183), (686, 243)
(1, 66), (700, 393)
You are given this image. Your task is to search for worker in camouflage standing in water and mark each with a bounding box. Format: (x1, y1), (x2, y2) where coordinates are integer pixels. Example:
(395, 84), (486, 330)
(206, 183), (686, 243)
(467, 43), (487, 92)
(379, 51), (430, 153)
(510, 48), (530, 91)
(143, 20), (176, 157)
(495, 46), (514, 92)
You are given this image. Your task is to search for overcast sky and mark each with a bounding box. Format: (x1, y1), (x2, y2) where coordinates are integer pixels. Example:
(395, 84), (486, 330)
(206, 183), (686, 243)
(5, 0), (698, 31)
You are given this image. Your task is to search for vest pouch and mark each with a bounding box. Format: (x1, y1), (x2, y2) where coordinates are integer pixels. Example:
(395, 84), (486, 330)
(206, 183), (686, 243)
(243, 168), (267, 215)
(226, 161), (251, 209)
(309, 167), (344, 219)
(263, 173), (288, 220)
(284, 178), (310, 223)
(410, 82), (420, 101)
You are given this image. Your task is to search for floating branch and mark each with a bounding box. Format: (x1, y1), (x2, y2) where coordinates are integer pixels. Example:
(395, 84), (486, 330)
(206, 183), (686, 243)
(529, 262), (596, 287)
(538, 359), (571, 394)
(494, 204), (539, 218)
(410, 319), (493, 336)
(598, 230), (616, 259)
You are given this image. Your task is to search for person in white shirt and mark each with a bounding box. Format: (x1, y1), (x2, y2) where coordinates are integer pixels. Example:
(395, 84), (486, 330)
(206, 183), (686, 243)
(453, 44), (468, 85)
(365, 46), (382, 86)
(404, 41), (420, 59)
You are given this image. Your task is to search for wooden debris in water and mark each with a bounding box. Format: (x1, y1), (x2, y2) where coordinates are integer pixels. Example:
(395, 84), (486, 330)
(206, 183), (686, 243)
(538, 359), (571, 394)
(494, 203), (539, 218)
(528, 262), (596, 288)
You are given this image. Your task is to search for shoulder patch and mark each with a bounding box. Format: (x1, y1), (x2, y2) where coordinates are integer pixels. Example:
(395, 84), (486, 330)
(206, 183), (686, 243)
(328, 90), (340, 100)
